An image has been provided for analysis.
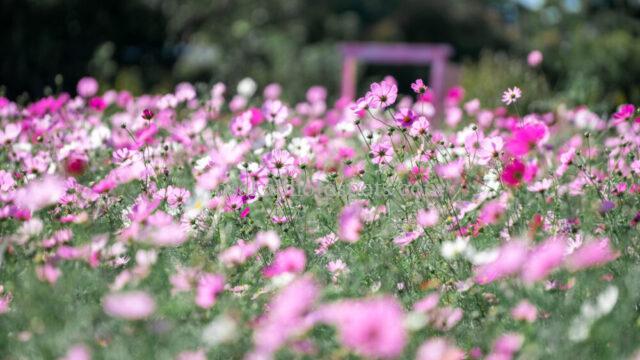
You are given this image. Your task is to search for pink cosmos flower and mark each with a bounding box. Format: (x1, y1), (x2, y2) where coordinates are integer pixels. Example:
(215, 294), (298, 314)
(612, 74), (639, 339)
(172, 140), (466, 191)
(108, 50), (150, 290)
(501, 159), (537, 187)
(370, 140), (394, 165)
(413, 293), (440, 313)
(338, 201), (366, 242)
(195, 273), (225, 309)
(251, 277), (319, 357)
(501, 87), (522, 105)
(505, 122), (548, 156)
(416, 337), (465, 360)
(411, 79), (428, 94)
(476, 136), (504, 165)
(393, 228), (424, 248)
(417, 208), (439, 228)
(77, 76), (99, 97)
(511, 300), (537, 323)
(14, 176), (66, 212)
(263, 247), (306, 278)
(409, 116), (431, 137)
(254, 230), (281, 252)
(327, 259), (348, 283)
(321, 297), (407, 359)
(36, 263), (62, 284)
(264, 149), (295, 176)
(367, 81), (398, 109)
(166, 186), (191, 208)
(487, 333), (524, 360)
(394, 108), (417, 128)
(59, 344), (91, 360)
(0, 286), (12, 315)
(219, 240), (258, 266)
(565, 237), (619, 271)
(230, 110), (253, 137)
(527, 50), (543, 67)
(521, 236), (566, 283)
(176, 350), (207, 360)
(435, 158), (465, 180)
(612, 104), (635, 124)
(475, 241), (528, 284)
(103, 291), (156, 320)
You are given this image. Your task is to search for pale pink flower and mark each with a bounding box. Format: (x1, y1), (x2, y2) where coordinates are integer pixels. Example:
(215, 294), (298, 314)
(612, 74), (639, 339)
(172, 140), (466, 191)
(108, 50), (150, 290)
(367, 81), (398, 109)
(321, 297), (406, 359)
(36, 263), (62, 284)
(195, 273), (225, 309)
(59, 344), (91, 360)
(511, 300), (537, 323)
(435, 158), (465, 180)
(527, 50), (543, 67)
(475, 241), (528, 284)
(103, 291), (156, 320)
(14, 176), (66, 212)
(166, 186), (191, 208)
(501, 87), (522, 105)
(254, 230), (281, 252)
(327, 259), (348, 282)
(264, 149), (295, 176)
(370, 140), (394, 165)
(521, 236), (566, 283)
(251, 277), (319, 357)
(77, 77), (99, 97)
(0, 286), (12, 315)
(263, 247), (306, 278)
(413, 293), (440, 313)
(338, 201), (365, 242)
(416, 337), (465, 360)
(565, 237), (619, 271)
(417, 208), (439, 228)
(488, 332), (524, 359)
(176, 350), (207, 360)
(409, 116), (431, 137)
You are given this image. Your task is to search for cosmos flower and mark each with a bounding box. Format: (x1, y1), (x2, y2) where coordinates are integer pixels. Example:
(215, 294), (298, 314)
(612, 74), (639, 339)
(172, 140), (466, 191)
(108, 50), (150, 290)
(501, 87), (522, 105)
(103, 291), (156, 320)
(475, 241), (528, 284)
(320, 297), (407, 359)
(195, 273), (225, 309)
(166, 186), (191, 208)
(370, 140), (394, 165)
(367, 81), (398, 109)
(263, 247), (307, 278)
(527, 50), (543, 67)
(394, 108), (417, 128)
(511, 300), (537, 323)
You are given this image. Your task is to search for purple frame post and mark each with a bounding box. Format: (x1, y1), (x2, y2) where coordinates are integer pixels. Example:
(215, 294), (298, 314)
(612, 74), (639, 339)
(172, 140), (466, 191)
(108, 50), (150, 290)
(339, 42), (454, 110)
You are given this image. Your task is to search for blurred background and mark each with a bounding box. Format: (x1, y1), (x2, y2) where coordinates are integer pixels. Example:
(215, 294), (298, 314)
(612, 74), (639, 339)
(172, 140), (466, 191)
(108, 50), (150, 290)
(1, 0), (639, 112)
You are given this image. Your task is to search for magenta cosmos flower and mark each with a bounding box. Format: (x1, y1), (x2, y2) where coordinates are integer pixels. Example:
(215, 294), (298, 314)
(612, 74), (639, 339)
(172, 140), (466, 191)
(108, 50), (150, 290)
(394, 108), (417, 128)
(505, 122), (548, 156)
(367, 81), (398, 109)
(501, 159), (537, 187)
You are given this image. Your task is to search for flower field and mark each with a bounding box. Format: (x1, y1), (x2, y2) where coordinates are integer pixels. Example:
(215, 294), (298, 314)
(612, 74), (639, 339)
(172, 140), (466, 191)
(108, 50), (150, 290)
(1, 76), (639, 359)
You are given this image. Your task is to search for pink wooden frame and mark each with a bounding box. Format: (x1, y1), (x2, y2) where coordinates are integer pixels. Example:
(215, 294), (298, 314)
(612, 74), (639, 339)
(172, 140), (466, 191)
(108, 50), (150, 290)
(339, 42), (453, 107)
